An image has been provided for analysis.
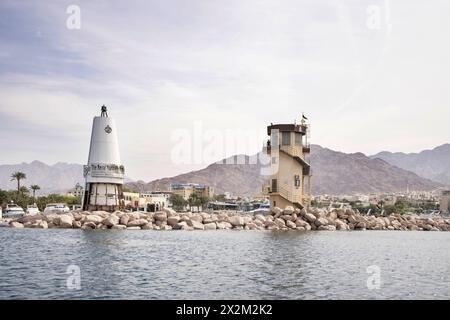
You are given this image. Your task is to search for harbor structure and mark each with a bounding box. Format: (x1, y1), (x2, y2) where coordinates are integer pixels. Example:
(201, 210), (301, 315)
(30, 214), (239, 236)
(82, 106), (125, 211)
(264, 119), (312, 209)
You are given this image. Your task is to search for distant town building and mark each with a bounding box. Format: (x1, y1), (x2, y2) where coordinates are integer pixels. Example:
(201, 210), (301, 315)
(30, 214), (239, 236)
(440, 190), (450, 213)
(123, 191), (172, 212)
(170, 183), (214, 200)
(67, 183), (84, 198)
(139, 192), (169, 212)
(264, 119), (312, 209)
(123, 191), (140, 209)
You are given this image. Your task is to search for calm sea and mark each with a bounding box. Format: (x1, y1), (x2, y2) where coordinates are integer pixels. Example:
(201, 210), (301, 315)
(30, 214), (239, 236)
(0, 229), (449, 299)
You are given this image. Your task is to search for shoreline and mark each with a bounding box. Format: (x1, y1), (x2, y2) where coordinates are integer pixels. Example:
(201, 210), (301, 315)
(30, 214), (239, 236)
(1, 206), (449, 232)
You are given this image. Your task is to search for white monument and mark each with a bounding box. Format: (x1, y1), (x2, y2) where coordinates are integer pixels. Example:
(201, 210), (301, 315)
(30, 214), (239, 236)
(82, 106), (125, 211)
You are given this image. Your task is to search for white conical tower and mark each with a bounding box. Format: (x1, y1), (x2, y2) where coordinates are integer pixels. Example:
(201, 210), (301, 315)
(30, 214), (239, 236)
(82, 106), (125, 211)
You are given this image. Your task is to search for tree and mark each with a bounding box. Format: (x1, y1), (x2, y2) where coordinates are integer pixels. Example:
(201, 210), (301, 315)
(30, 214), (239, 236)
(188, 193), (210, 212)
(170, 194), (188, 211)
(213, 194), (226, 202)
(19, 186), (29, 196)
(10, 171), (26, 192)
(30, 185), (41, 198)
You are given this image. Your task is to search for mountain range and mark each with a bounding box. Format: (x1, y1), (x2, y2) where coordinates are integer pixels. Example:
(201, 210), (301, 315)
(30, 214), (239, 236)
(0, 161), (84, 194)
(126, 145), (443, 196)
(371, 144), (450, 186)
(1, 144), (447, 196)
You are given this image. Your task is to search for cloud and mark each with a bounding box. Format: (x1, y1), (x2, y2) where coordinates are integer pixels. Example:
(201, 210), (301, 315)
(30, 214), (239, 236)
(0, 0), (449, 181)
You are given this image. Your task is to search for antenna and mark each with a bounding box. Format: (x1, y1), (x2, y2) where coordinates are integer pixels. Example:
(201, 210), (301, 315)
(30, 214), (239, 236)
(100, 105), (108, 117)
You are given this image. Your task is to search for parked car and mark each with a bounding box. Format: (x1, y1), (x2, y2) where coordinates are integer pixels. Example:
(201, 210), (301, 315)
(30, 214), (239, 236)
(26, 204), (40, 215)
(44, 203), (70, 214)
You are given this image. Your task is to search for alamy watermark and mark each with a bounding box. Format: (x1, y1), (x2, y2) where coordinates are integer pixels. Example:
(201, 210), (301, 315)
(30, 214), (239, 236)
(366, 265), (381, 290)
(66, 5), (81, 30)
(66, 264), (81, 290)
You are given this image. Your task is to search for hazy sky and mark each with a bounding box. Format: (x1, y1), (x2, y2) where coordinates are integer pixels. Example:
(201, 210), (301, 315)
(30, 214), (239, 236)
(0, 0), (449, 181)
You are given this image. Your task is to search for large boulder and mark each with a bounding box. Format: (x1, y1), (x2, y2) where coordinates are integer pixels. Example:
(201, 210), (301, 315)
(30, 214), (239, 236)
(72, 221), (82, 229)
(274, 218), (286, 228)
(173, 221), (188, 230)
(84, 215), (103, 224)
(283, 206), (295, 215)
(142, 223), (153, 230)
(120, 214), (130, 226)
(111, 224), (127, 230)
(271, 207), (283, 216)
(103, 214), (120, 227)
(10, 221), (24, 228)
(295, 219), (308, 228)
(304, 213), (316, 223)
(59, 214), (74, 228)
(204, 222), (217, 230)
(281, 214), (296, 222)
(163, 208), (177, 216)
(167, 216), (181, 226)
(314, 218), (329, 227)
(127, 219), (149, 227)
(154, 212), (168, 221)
(81, 222), (96, 229)
(286, 220), (297, 229)
(216, 221), (232, 230)
(229, 216), (244, 227)
(190, 220), (205, 230)
(126, 226), (141, 230)
(254, 214), (266, 222)
(36, 220), (48, 229)
(318, 225), (336, 231)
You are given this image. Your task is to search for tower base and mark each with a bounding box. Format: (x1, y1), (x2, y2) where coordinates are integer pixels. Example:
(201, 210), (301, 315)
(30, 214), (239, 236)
(82, 183), (124, 212)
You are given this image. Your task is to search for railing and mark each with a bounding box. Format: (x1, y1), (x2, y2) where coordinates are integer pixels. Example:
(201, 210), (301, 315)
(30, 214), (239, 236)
(280, 145), (303, 159)
(269, 185), (301, 204)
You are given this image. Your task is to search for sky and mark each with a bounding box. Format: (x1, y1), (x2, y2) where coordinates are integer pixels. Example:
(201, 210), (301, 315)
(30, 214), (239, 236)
(0, 0), (449, 181)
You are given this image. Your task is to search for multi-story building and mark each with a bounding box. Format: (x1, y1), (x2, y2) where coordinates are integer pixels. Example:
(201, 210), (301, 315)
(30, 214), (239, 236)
(440, 190), (450, 213)
(170, 183), (214, 201)
(264, 120), (312, 209)
(67, 183), (84, 198)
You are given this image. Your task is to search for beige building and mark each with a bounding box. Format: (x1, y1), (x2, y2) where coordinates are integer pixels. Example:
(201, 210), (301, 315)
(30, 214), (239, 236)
(264, 121), (312, 209)
(139, 192), (169, 212)
(440, 190), (450, 213)
(123, 191), (140, 209)
(170, 183), (214, 201)
(67, 183), (84, 198)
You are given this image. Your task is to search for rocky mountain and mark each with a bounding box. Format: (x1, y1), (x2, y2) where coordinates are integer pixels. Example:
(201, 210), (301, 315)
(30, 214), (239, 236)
(126, 145), (442, 196)
(371, 144), (450, 186)
(0, 161), (84, 194)
(1, 144), (443, 196)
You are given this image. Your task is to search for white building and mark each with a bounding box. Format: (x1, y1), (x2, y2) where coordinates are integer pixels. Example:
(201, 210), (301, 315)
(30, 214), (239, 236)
(82, 106), (125, 212)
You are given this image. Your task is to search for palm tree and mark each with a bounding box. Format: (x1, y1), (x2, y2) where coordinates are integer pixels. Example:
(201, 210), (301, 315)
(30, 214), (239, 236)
(10, 171), (26, 192)
(19, 186), (29, 196)
(30, 185), (41, 198)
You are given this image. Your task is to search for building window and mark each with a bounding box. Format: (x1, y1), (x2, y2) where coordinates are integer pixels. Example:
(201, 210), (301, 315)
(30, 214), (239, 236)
(282, 132), (291, 146)
(273, 201), (276, 207)
(271, 179), (278, 193)
(294, 175), (301, 188)
(272, 157), (277, 164)
(295, 132), (302, 146)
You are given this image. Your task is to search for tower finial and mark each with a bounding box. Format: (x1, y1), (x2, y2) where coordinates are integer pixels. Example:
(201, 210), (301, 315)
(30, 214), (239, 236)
(101, 105), (108, 117)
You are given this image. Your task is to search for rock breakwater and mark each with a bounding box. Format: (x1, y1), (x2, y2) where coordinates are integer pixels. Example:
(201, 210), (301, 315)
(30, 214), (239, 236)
(2, 207), (449, 231)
